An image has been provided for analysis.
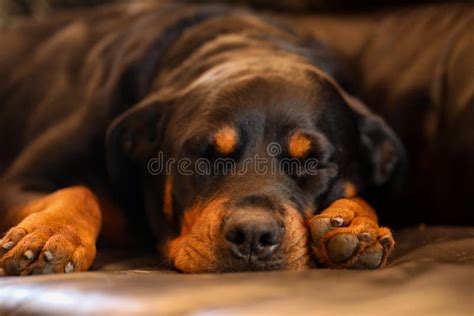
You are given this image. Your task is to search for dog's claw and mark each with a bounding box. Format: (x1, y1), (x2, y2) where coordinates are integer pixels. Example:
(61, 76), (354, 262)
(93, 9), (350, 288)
(44, 251), (54, 262)
(330, 217), (344, 227)
(2, 241), (15, 251)
(23, 250), (35, 261)
(65, 262), (74, 273)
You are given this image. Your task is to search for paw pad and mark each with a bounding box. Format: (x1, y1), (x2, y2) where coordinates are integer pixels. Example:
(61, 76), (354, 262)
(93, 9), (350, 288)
(327, 233), (359, 263)
(309, 210), (394, 269)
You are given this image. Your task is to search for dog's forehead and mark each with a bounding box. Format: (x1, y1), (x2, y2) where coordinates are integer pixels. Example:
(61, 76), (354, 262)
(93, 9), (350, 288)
(204, 71), (347, 132)
(170, 65), (352, 151)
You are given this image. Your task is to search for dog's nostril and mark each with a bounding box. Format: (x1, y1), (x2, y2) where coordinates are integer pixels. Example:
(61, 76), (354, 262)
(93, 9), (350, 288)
(259, 231), (278, 246)
(225, 229), (245, 245)
(223, 210), (283, 259)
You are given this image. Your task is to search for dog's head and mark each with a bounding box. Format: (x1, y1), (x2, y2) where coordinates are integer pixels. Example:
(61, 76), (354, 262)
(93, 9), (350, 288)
(107, 44), (404, 273)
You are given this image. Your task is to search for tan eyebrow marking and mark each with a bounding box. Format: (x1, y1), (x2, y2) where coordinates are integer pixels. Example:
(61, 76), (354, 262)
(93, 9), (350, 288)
(288, 131), (312, 158)
(213, 125), (238, 155)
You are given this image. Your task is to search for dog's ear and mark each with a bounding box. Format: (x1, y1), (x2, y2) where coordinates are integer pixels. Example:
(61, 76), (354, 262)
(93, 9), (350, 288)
(106, 99), (170, 187)
(346, 95), (406, 188)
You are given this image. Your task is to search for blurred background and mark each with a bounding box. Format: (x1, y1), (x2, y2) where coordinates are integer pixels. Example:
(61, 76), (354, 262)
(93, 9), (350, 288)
(0, 0), (462, 19)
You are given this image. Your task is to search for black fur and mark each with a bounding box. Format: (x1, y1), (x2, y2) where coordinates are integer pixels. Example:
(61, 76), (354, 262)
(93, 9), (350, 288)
(0, 3), (404, 249)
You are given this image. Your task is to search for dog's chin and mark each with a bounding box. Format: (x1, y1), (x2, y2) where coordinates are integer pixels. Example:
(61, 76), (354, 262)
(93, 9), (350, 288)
(176, 262), (287, 273)
(169, 242), (309, 273)
(166, 204), (311, 273)
(169, 246), (309, 273)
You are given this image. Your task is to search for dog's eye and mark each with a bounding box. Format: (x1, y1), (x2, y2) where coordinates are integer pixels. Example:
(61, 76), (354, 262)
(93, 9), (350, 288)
(202, 142), (225, 160)
(184, 137), (217, 159)
(283, 131), (333, 179)
(280, 141), (327, 181)
(281, 156), (316, 180)
(190, 142), (237, 177)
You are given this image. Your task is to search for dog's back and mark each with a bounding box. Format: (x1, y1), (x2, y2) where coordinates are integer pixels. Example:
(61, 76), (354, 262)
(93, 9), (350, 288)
(2, 3), (472, 225)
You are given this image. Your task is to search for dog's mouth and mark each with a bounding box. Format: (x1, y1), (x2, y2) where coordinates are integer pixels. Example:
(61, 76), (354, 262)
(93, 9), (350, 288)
(165, 197), (310, 273)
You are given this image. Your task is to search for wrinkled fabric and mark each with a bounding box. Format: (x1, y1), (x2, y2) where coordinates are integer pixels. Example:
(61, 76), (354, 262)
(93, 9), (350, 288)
(0, 226), (473, 315)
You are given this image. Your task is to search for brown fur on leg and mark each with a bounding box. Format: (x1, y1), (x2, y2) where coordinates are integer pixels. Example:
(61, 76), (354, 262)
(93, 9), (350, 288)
(0, 186), (102, 275)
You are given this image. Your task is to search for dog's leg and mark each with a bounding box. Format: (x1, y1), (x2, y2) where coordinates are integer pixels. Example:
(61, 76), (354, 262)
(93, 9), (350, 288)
(0, 186), (101, 275)
(308, 197), (394, 269)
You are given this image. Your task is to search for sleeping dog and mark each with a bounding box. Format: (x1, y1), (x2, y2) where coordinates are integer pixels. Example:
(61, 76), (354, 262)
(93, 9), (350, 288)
(0, 3), (406, 274)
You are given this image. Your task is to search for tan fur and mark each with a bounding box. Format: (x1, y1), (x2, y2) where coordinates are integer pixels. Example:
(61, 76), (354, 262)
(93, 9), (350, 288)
(280, 205), (310, 270)
(288, 131), (311, 158)
(0, 186), (102, 275)
(166, 198), (227, 273)
(214, 125), (238, 155)
(326, 197), (378, 222)
(308, 197), (394, 269)
(166, 199), (310, 273)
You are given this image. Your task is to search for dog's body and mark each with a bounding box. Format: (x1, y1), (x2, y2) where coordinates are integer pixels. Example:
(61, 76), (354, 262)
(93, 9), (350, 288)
(0, 3), (472, 274)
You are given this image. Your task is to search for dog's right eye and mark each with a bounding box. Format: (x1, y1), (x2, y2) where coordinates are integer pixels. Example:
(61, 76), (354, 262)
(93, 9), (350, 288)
(280, 156), (315, 180)
(201, 142), (220, 160)
(186, 143), (236, 178)
(182, 136), (214, 158)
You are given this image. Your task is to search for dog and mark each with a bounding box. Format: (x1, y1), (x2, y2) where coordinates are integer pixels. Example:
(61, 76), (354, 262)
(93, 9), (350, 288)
(0, 2), (417, 275)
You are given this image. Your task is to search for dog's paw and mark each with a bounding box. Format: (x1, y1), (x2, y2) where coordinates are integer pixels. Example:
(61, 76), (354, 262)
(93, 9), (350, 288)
(0, 212), (96, 276)
(308, 198), (394, 269)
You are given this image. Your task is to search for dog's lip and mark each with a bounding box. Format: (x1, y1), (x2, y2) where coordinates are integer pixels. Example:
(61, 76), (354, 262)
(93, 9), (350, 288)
(228, 243), (280, 262)
(226, 252), (284, 272)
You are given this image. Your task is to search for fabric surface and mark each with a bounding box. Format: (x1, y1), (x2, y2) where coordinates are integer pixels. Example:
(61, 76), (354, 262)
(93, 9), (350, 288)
(1, 226), (473, 315)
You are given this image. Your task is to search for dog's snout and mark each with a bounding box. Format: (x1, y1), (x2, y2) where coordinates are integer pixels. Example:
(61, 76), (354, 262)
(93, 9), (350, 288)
(224, 210), (283, 259)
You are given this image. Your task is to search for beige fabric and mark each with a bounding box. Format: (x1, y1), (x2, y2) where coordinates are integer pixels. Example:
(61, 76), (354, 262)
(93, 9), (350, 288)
(1, 226), (473, 315)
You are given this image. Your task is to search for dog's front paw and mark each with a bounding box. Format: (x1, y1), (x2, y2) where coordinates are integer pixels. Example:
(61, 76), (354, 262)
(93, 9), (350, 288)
(0, 187), (100, 276)
(0, 212), (96, 275)
(308, 198), (394, 269)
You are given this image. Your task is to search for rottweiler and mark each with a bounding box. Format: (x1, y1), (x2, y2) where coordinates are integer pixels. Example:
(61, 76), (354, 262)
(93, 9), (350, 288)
(0, 2), (413, 274)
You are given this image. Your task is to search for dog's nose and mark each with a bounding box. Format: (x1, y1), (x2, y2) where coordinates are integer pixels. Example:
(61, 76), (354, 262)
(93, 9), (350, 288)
(223, 210), (283, 259)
